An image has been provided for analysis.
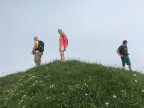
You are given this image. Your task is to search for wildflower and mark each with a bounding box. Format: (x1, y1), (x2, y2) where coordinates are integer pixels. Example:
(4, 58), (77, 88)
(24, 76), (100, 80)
(29, 75), (31, 77)
(19, 100), (23, 104)
(4, 103), (7, 106)
(35, 80), (38, 83)
(135, 80), (138, 83)
(46, 96), (51, 100)
(30, 76), (35, 80)
(105, 102), (109, 107)
(133, 74), (137, 77)
(22, 95), (26, 99)
(142, 90), (144, 92)
(23, 106), (26, 108)
(85, 93), (88, 96)
(133, 103), (138, 105)
(49, 84), (55, 88)
(113, 95), (117, 98)
(121, 90), (125, 92)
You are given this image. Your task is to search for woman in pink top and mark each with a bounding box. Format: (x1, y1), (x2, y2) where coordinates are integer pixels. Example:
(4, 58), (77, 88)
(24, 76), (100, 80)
(58, 29), (66, 61)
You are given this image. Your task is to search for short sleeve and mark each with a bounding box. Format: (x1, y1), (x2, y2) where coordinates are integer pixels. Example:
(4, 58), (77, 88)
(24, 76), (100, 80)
(117, 45), (123, 51)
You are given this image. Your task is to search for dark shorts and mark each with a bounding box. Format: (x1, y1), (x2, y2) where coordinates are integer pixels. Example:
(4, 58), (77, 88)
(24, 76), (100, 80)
(121, 56), (131, 66)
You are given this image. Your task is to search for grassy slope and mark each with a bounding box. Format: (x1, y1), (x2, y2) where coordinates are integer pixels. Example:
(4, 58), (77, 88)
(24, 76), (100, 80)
(0, 60), (144, 108)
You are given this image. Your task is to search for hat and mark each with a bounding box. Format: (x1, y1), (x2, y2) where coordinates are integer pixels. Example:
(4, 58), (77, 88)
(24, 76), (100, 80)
(123, 40), (127, 44)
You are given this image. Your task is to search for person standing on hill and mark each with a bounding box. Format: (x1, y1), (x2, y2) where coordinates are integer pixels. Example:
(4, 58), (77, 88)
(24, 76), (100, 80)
(117, 40), (132, 71)
(58, 29), (68, 62)
(31, 36), (44, 66)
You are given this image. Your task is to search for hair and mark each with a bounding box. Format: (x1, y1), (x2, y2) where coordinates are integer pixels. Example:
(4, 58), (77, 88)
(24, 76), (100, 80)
(123, 40), (127, 44)
(58, 29), (65, 35)
(34, 36), (38, 41)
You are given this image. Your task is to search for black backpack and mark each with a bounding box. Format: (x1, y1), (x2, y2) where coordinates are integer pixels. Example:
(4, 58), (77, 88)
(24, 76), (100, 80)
(36, 40), (44, 52)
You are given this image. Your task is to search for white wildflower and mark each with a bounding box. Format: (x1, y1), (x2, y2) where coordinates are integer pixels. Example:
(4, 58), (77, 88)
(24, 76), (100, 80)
(121, 90), (125, 92)
(23, 106), (26, 108)
(22, 95), (26, 99)
(105, 102), (109, 107)
(85, 93), (88, 96)
(46, 96), (50, 99)
(19, 100), (23, 104)
(113, 95), (117, 98)
(49, 84), (55, 88)
(133, 74), (137, 77)
(4, 103), (7, 106)
(30, 76), (35, 80)
(135, 80), (138, 83)
(142, 90), (144, 92)
(133, 103), (139, 105)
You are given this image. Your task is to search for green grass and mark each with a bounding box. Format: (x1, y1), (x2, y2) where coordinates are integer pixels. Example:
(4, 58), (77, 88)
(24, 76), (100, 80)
(0, 60), (144, 108)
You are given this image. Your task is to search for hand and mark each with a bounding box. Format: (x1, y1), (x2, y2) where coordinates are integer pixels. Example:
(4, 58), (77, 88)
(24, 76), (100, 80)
(120, 55), (123, 57)
(32, 51), (35, 54)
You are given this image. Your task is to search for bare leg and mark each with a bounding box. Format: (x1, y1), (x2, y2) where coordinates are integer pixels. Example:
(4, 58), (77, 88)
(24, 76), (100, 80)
(128, 65), (132, 71)
(123, 66), (125, 70)
(35, 61), (41, 66)
(60, 51), (65, 61)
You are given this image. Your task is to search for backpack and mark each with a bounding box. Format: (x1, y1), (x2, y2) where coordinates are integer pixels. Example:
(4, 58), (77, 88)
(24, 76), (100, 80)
(36, 40), (44, 52)
(62, 35), (68, 48)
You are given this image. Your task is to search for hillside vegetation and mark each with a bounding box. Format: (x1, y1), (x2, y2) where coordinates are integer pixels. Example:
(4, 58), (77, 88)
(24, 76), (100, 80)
(0, 60), (144, 108)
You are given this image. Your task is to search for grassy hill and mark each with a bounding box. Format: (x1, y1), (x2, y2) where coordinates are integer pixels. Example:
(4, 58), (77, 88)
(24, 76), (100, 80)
(0, 60), (144, 108)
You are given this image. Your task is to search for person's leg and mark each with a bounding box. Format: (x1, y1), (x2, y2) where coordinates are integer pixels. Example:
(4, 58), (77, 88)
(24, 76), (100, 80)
(126, 57), (132, 71)
(128, 65), (132, 71)
(60, 51), (65, 61)
(121, 57), (125, 69)
(59, 47), (65, 61)
(34, 52), (41, 66)
(35, 61), (41, 66)
(35, 62), (40, 66)
(34, 53), (38, 66)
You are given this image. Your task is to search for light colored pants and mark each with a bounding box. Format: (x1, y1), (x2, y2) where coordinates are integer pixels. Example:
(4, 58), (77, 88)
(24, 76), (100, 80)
(34, 52), (42, 62)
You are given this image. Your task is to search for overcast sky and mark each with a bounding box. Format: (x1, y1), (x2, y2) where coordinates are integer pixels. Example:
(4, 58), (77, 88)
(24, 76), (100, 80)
(0, 0), (144, 77)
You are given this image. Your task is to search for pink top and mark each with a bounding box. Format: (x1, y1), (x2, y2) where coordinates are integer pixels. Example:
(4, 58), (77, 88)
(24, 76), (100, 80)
(59, 35), (68, 48)
(59, 36), (64, 47)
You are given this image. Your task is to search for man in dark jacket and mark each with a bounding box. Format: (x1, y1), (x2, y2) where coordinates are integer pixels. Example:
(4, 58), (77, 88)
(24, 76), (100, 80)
(117, 40), (132, 71)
